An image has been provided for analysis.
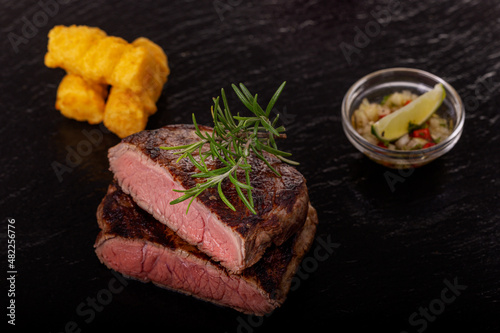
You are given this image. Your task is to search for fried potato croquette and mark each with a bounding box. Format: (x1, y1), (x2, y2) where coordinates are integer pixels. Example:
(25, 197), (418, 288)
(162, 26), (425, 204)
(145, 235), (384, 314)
(110, 40), (169, 98)
(45, 25), (107, 75)
(103, 87), (148, 139)
(45, 25), (169, 96)
(81, 36), (132, 83)
(55, 74), (108, 124)
(45, 25), (170, 137)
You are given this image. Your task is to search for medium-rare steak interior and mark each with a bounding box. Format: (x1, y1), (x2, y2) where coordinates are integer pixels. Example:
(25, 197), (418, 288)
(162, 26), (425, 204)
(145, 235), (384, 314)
(108, 124), (310, 273)
(95, 183), (318, 315)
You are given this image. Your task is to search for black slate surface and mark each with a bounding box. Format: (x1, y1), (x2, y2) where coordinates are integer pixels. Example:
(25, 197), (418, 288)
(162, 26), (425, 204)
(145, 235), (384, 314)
(1, 0), (499, 332)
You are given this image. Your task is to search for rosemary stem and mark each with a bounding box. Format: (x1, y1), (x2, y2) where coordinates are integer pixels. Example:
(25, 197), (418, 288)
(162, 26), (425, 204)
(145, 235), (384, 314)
(163, 81), (295, 214)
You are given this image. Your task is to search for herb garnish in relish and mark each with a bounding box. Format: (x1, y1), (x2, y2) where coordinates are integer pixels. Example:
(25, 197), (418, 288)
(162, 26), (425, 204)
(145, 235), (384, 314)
(352, 88), (451, 150)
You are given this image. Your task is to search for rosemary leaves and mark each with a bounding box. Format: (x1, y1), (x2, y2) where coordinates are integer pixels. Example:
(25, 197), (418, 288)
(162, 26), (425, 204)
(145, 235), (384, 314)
(160, 82), (297, 214)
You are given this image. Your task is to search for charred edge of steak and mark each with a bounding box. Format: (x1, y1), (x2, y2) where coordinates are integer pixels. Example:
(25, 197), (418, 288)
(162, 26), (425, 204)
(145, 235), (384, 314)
(95, 182), (318, 304)
(96, 182), (207, 261)
(242, 203), (318, 300)
(119, 124), (309, 234)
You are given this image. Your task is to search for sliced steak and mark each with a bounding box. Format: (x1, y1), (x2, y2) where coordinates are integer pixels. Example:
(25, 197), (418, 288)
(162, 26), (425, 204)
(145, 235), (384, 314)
(94, 183), (318, 315)
(108, 124), (309, 273)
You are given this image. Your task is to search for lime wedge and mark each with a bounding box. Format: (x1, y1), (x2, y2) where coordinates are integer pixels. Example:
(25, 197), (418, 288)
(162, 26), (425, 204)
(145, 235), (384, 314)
(371, 84), (446, 142)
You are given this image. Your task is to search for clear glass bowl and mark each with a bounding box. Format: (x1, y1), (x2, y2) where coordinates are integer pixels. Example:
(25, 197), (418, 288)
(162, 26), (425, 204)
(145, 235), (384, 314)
(341, 68), (465, 169)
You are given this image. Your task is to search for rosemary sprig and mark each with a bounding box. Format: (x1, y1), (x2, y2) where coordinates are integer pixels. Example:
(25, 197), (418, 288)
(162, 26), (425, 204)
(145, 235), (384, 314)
(160, 81), (298, 214)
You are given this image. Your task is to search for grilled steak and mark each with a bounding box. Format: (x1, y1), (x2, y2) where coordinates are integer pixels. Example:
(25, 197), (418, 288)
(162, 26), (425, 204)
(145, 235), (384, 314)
(108, 124), (310, 273)
(94, 183), (318, 315)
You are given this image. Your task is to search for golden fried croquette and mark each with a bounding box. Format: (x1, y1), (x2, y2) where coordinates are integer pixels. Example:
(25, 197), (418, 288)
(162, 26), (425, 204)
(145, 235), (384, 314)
(109, 42), (168, 102)
(132, 37), (168, 72)
(103, 87), (148, 139)
(82, 36), (131, 83)
(131, 37), (170, 113)
(108, 37), (170, 116)
(45, 25), (170, 137)
(102, 38), (171, 136)
(55, 74), (108, 124)
(45, 25), (169, 96)
(45, 25), (107, 75)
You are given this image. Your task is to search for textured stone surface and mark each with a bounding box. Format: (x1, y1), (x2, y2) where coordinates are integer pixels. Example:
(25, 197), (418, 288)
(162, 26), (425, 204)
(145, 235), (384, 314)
(1, 0), (499, 331)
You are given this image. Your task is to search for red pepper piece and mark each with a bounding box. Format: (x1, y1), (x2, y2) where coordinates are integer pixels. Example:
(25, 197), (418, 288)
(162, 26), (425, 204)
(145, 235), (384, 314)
(404, 100), (411, 106)
(411, 128), (432, 141)
(377, 142), (387, 148)
(423, 142), (436, 149)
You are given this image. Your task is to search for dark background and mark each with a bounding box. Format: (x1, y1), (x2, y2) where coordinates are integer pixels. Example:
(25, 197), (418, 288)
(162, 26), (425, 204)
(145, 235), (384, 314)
(1, 0), (499, 332)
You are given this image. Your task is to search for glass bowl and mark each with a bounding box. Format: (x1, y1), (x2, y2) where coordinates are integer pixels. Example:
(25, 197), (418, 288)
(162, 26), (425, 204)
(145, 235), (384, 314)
(341, 68), (465, 169)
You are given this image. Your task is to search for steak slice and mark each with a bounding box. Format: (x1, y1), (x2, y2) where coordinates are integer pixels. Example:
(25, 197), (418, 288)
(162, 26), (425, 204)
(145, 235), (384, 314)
(108, 124), (309, 273)
(94, 183), (318, 315)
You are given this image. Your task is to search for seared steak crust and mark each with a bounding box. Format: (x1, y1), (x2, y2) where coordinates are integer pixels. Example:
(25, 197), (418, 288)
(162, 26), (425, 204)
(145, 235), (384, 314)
(121, 124), (308, 234)
(95, 183), (318, 314)
(109, 124), (310, 272)
(96, 182), (209, 262)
